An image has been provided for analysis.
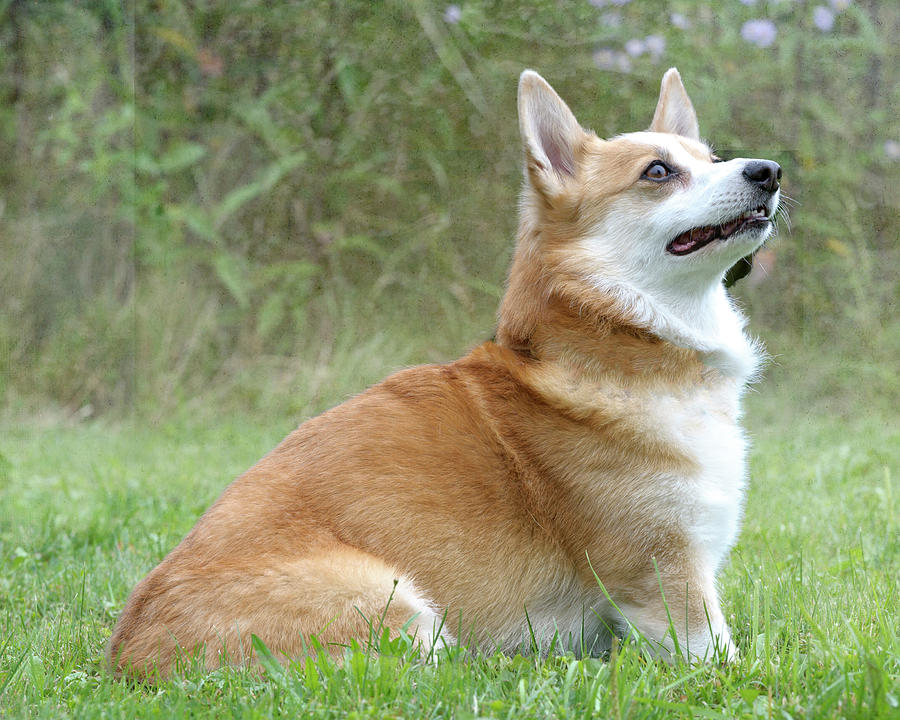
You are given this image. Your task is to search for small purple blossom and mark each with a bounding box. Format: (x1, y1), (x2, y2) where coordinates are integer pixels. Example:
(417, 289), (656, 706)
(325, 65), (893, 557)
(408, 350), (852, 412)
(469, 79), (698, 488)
(593, 48), (617, 71)
(739, 0), (758, 5)
(592, 48), (632, 73)
(624, 38), (646, 57)
(669, 12), (691, 30)
(588, 0), (607, 7)
(813, 6), (835, 31)
(645, 35), (666, 61)
(443, 4), (461, 24)
(741, 19), (777, 48)
(609, 0), (632, 5)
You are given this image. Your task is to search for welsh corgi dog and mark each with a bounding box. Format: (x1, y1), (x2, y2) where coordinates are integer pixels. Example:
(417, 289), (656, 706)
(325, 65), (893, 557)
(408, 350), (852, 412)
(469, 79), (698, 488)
(108, 68), (781, 678)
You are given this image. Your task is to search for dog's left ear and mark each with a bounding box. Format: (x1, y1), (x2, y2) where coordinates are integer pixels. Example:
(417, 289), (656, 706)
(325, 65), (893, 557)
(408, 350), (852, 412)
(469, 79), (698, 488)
(518, 70), (587, 199)
(649, 68), (700, 141)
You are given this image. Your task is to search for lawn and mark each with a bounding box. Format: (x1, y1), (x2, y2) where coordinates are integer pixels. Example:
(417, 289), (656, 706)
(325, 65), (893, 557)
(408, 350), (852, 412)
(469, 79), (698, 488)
(1, 390), (897, 718)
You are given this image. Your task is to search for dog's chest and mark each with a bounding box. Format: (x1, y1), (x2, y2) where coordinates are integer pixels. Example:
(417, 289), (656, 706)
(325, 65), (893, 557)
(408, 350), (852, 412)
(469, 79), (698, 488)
(644, 385), (747, 569)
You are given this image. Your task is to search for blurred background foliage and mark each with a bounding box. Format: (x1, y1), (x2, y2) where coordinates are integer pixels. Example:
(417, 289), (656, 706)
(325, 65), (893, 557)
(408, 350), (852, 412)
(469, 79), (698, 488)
(0, 0), (897, 421)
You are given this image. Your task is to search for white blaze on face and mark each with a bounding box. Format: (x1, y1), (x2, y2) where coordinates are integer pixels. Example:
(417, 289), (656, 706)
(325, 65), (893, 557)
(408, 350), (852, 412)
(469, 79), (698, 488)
(580, 136), (777, 282)
(614, 132), (778, 282)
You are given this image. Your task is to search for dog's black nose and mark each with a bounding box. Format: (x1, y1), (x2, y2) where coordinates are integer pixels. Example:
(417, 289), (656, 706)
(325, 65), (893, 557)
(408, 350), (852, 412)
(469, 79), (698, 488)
(743, 160), (782, 193)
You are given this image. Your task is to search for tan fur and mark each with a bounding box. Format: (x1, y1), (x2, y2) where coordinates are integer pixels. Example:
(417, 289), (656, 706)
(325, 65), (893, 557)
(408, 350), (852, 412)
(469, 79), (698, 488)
(108, 69), (757, 678)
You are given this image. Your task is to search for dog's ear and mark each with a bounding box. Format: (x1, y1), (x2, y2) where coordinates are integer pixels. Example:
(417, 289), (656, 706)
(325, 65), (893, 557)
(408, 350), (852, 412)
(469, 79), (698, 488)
(518, 70), (586, 198)
(649, 68), (700, 141)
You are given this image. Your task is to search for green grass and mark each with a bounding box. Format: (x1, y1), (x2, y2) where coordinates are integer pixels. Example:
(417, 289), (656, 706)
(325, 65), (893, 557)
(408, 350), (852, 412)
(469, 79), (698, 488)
(1, 390), (898, 718)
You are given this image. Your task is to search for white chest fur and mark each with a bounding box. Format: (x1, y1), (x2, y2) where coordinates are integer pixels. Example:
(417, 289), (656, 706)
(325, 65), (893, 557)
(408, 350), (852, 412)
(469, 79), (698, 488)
(647, 381), (748, 572)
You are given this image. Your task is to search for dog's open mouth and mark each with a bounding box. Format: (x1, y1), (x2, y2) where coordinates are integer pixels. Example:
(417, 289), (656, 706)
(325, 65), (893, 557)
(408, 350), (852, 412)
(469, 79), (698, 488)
(666, 206), (770, 256)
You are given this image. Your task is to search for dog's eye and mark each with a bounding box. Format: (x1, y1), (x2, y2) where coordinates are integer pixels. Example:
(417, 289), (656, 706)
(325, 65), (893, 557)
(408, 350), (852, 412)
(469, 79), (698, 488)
(642, 161), (671, 181)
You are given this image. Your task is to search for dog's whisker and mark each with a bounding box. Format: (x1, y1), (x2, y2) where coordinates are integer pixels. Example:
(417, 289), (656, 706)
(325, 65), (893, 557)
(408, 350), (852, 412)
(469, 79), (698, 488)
(778, 192), (800, 208)
(776, 206), (792, 234)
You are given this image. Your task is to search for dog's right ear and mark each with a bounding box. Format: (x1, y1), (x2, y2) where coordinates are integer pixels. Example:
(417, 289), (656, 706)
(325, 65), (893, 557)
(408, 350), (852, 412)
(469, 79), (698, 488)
(518, 70), (586, 199)
(649, 68), (700, 141)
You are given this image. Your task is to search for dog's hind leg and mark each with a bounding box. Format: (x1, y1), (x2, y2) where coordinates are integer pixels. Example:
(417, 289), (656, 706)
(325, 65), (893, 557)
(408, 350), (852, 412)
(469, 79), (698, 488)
(107, 543), (453, 679)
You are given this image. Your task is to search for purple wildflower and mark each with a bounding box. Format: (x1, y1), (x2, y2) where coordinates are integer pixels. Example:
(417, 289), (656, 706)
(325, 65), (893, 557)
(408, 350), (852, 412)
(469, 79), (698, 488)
(645, 35), (666, 61)
(624, 38), (646, 57)
(669, 12), (691, 30)
(443, 4), (461, 24)
(741, 19), (777, 48)
(592, 48), (632, 73)
(813, 6), (835, 31)
(593, 48), (617, 71)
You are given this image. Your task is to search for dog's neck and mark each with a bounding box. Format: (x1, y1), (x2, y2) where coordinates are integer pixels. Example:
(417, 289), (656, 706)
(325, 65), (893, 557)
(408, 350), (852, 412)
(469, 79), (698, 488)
(585, 272), (763, 383)
(496, 230), (762, 387)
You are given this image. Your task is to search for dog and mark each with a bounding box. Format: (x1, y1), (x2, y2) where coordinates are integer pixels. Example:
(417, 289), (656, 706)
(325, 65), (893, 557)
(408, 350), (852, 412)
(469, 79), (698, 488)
(108, 68), (780, 678)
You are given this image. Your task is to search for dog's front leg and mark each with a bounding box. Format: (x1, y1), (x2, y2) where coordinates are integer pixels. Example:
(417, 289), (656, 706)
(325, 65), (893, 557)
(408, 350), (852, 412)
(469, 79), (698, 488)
(612, 567), (736, 663)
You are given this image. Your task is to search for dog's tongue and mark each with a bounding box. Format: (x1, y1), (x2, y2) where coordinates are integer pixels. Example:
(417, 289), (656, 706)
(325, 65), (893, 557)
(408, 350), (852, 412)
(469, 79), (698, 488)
(669, 226), (717, 254)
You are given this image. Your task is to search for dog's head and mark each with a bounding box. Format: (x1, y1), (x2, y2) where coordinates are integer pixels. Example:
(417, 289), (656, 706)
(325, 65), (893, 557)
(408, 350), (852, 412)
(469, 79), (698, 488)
(517, 68), (780, 294)
(502, 68), (780, 376)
